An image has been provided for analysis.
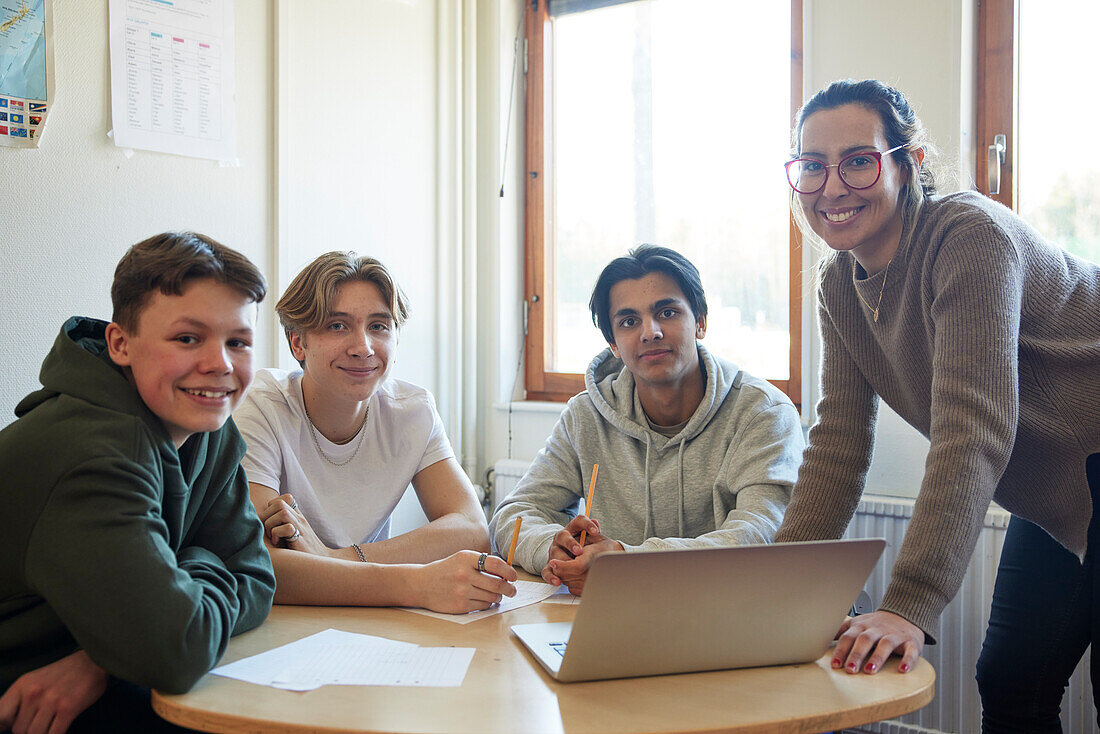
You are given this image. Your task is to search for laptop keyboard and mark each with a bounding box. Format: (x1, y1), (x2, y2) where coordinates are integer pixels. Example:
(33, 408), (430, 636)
(549, 641), (568, 657)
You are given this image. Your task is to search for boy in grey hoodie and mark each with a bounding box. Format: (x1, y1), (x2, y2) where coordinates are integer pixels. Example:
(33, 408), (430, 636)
(490, 245), (804, 594)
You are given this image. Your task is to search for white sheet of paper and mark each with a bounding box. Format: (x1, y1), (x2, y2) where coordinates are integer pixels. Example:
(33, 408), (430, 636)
(108, 0), (237, 160)
(541, 585), (581, 604)
(397, 580), (559, 624)
(333, 646), (476, 687)
(211, 628), (473, 689)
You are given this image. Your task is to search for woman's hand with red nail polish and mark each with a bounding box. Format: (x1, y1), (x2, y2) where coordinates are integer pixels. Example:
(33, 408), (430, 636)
(832, 610), (924, 675)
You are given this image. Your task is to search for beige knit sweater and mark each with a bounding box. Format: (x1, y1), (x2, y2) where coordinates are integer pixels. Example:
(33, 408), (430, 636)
(776, 191), (1100, 640)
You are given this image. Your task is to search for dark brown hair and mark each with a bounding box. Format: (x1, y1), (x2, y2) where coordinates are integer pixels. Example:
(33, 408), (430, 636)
(791, 79), (939, 267)
(794, 78), (936, 198)
(588, 244), (707, 344)
(111, 232), (267, 332)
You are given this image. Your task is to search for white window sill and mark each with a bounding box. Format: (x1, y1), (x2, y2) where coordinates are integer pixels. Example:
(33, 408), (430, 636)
(492, 401), (568, 415)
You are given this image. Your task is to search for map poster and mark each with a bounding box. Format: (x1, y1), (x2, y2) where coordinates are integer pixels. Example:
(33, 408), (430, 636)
(0, 0), (54, 149)
(108, 0), (236, 162)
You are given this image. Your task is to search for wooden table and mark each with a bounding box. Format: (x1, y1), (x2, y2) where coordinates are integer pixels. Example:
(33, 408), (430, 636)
(153, 596), (934, 734)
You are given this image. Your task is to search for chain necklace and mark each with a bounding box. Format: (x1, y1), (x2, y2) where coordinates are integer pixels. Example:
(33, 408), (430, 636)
(855, 258), (892, 323)
(302, 400), (369, 467)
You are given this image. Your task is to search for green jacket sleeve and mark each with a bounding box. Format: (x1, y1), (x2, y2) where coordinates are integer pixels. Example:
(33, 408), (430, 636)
(24, 432), (274, 694)
(184, 457), (275, 638)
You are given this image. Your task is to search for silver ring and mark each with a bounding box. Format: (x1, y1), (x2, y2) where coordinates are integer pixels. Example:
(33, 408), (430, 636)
(287, 529), (301, 542)
(290, 500), (299, 510)
(477, 552), (488, 572)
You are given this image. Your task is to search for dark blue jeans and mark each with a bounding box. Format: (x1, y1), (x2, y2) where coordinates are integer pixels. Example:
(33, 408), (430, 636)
(976, 454), (1100, 732)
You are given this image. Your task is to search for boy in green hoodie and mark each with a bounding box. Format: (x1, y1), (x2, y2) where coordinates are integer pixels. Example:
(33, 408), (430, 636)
(0, 233), (275, 732)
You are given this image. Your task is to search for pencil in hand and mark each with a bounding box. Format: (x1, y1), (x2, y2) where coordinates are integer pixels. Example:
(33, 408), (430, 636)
(579, 463), (599, 546)
(506, 516), (522, 566)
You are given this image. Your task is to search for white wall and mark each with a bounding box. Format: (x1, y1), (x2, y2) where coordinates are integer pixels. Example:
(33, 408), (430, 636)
(276, 0), (439, 388)
(0, 0), (275, 426)
(480, 0), (978, 502)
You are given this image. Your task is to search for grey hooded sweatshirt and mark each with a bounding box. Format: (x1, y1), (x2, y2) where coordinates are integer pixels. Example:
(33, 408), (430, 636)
(491, 345), (804, 575)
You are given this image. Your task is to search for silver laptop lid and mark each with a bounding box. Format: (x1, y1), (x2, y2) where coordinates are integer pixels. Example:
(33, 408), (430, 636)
(556, 538), (886, 682)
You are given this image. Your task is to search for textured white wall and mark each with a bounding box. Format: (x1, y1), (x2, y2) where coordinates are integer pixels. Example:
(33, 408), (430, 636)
(0, 0), (275, 426)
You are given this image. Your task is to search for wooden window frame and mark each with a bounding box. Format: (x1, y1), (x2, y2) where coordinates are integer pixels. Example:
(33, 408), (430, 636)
(975, 0), (1016, 208)
(523, 0), (804, 407)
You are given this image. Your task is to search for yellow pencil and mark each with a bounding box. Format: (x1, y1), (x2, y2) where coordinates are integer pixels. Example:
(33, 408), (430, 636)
(506, 516), (522, 566)
(579, 463), (599, 546)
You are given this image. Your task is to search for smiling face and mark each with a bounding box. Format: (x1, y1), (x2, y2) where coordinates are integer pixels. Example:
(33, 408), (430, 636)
(106, 278), (257, 447)
(289, 279), (396, 408)
(607, 271), (706, 393)
(798, 103), (912, 273)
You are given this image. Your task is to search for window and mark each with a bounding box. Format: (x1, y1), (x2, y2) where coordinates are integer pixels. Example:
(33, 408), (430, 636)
(977, 0), (1100, 263)
(524, 0), (803, 405)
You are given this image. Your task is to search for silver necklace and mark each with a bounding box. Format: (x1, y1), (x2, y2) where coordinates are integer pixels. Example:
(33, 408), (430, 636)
(302, 401), (368, 467)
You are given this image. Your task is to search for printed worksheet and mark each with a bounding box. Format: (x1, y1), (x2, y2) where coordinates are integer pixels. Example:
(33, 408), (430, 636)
(108, 0), (235, 160)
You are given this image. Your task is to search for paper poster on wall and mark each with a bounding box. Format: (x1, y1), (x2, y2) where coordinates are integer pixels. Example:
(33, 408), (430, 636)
(108, 0), (236, 162)
(0, 0), (54, 148)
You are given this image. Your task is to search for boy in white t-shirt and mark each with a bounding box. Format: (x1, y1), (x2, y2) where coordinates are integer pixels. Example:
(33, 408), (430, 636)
(235, 252), (516, 612)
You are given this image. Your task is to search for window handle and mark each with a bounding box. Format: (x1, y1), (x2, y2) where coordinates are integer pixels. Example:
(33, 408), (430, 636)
(987, 133), (1007, 195)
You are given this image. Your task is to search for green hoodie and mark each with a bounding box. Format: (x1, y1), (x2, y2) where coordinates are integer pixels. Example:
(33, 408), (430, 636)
(0, 317), (274, 694)
(491, 345), (804, 574)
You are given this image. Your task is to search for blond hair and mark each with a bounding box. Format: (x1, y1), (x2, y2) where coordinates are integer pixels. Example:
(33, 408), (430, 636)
(276, 252), (409, 362)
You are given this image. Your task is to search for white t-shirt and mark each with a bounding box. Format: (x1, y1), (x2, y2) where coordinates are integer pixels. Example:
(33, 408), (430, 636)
(234, 368), (454, 548)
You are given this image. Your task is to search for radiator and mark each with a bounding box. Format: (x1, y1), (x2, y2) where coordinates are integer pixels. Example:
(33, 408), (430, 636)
(490, 460), (1099, 733)
(489, 458), (533, 512)
(845, 498), (1098, 734)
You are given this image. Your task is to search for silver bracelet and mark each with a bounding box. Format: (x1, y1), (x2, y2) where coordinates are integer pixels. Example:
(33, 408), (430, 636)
(351, 543), (366, 562)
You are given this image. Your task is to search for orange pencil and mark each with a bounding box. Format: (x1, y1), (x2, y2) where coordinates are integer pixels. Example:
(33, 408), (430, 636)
(506, 516), (522, 566)
(579, 463), (599, 546)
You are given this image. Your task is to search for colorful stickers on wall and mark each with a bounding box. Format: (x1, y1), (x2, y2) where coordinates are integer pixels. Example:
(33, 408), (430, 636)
(1, 0), (55, 148)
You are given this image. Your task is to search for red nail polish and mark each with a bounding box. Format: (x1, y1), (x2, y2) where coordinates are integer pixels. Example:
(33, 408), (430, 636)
(831, 658), (841, 668)
(847, 662), (857, 670)
(899, 663), (910, 673)
(865, 662), (876, 673)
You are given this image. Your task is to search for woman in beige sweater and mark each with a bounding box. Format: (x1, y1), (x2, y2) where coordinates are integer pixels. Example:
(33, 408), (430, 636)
(778, 79), (1100, 732)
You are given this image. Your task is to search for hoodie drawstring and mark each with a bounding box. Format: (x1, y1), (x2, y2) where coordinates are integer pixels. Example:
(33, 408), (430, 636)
(643, 435), (654, 539)
(677, 439), (686, 537)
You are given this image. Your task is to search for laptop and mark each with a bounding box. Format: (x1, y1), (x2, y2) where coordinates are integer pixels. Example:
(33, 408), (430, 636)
(511, 537), (885, 682)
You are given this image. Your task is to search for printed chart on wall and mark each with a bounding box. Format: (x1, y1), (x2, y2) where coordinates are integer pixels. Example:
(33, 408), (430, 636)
(0, 0), (54, 149)
(108, 0), (236, 162)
